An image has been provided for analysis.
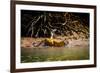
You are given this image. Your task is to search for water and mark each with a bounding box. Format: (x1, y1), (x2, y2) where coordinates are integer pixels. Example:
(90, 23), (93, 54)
(21, 45), (89, 63)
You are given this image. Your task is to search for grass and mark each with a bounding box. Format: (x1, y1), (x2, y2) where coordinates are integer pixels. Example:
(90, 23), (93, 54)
(21, 45), (89, 63)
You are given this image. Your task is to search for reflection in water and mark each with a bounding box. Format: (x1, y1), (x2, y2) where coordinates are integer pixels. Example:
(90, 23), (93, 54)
(21, 45), (89, 63)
